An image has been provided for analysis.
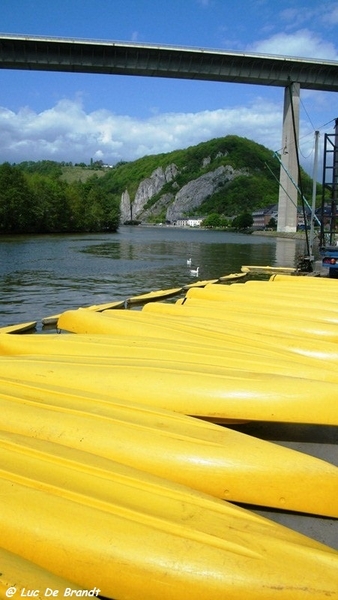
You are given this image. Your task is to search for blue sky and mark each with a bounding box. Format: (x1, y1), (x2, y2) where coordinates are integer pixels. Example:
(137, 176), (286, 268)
(1, 0), (338, 174)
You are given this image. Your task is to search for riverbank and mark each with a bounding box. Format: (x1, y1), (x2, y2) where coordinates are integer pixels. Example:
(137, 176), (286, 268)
(251, 230), (308, 240)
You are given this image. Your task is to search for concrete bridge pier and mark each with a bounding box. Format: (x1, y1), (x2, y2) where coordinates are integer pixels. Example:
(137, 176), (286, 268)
(277, 82), (300, 233)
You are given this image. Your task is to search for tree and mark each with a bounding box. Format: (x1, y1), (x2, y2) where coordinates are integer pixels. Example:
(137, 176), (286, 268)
(27, 174), (70, 232)
(0, 163), (33, 232)
(266, 217), (277, 230)
(202, 213), (222, 228)
(232, 212), (253, 230)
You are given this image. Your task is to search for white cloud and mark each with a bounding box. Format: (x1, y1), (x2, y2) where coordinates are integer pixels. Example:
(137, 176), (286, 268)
(0, 97), (287, 166)
(0, 92), (330, 177)
(248, 29), (338, 60)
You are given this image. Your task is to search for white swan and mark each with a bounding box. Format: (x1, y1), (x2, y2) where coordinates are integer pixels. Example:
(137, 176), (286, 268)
(187, 258), (192, 266)
(190, 266), (199, 276)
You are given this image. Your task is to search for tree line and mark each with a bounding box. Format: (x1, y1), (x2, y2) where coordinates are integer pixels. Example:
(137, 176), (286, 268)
(0, 162), (120, 234)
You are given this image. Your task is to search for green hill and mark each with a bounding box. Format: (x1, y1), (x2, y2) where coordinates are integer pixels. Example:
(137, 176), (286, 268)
(0, 136), (320, 234)
(86, 135), (318, 222)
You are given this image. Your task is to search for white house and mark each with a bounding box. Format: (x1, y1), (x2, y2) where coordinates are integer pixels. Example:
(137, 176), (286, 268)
(174, 218), (189, 227)
(187, 217), (203, 227)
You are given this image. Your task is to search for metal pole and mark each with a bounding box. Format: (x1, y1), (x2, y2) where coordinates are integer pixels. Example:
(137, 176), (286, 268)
(309, 131), (320, 260)
(332, 118), (338, 244)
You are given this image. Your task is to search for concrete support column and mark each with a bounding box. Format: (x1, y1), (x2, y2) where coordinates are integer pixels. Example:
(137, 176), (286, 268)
(277, 82), (300, 233)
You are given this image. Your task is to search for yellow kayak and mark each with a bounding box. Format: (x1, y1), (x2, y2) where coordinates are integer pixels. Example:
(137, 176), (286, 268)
(218, 272), (248, 281)
(0, 547), (82, 599)
(211, 277), (334, 294)
(126, 287), (183, 305)
(57, 303), (338, 372)
(1, 352), (338, 425)
(0, 321), (37, 334)
(1, 374), (337, 516)
(144, 299), (338, 360)
(1, 329), (338, 385)
(183, 278), (219, 289)
(85, 299), (125, 311)
(241, 265), (297, 273)
(270, 273), (333, 284)
(1, 430), (338, 599)
(174, 296), (338, 343)
(203, 280), (338, 313)
(58, 306), (338, 370)
(210, 281), (338, 312)
(42, 289), (182, 324)
(186, 285), (338, 323)
(57, 306), (241, 344)
(42, 300), (125, 325)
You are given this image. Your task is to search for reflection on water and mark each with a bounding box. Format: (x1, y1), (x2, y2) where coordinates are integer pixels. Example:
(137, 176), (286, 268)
(275, 238), (299, 267)
(0, 226), (307, 328)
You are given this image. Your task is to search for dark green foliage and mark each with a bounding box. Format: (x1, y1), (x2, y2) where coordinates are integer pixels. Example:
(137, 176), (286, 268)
(197, 174), (279, 217)
(232, 212), (254, 230)
(0, 163), (33, 233)
(17, 160), (63, 178)
(202, 213), (230, 228)
(0, 162), (120, 234)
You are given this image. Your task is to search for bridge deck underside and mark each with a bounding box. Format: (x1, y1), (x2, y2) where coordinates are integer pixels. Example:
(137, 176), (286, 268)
(0, 36), (337, 91)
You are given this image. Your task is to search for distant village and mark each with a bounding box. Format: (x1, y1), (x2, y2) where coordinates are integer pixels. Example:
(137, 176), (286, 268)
(171, 204), (313, 231)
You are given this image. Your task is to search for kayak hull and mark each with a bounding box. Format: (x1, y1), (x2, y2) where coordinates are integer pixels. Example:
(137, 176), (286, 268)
(1, 431), (338, 600)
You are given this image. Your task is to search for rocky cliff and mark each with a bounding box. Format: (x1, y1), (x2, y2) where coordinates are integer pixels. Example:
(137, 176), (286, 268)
(119, 156), (247, 223)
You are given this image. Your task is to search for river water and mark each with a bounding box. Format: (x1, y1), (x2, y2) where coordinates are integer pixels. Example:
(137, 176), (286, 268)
(0, 225), (308, 329)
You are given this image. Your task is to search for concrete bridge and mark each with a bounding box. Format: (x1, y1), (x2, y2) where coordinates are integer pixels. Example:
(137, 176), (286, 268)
(1, 34), (338, 232)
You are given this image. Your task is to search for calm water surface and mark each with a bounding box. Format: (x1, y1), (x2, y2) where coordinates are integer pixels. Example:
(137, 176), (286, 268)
(0, 226), (307, 329)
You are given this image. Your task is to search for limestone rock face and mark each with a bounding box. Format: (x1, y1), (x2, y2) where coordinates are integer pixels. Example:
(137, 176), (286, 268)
(120, 189), (132, 223)
(166, 166), (237, 222)
(120, 164), (178, 222)
(164, 164), (179, 182)
(140, 193), (174, 222)
(119, 160), (245, 223)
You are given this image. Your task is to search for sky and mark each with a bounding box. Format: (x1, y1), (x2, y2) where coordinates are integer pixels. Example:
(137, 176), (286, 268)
(1, 0), (338, 176)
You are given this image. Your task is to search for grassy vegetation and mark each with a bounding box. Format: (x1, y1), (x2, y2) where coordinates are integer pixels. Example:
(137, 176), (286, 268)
(60, 166), (107, 184)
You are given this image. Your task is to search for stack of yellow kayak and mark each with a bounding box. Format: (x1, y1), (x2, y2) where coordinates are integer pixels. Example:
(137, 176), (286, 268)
(0, 272), (338, 597)
(1, 330), (338, 425)
(0, 365), (337, 517)
(1, 430), (338, 599)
